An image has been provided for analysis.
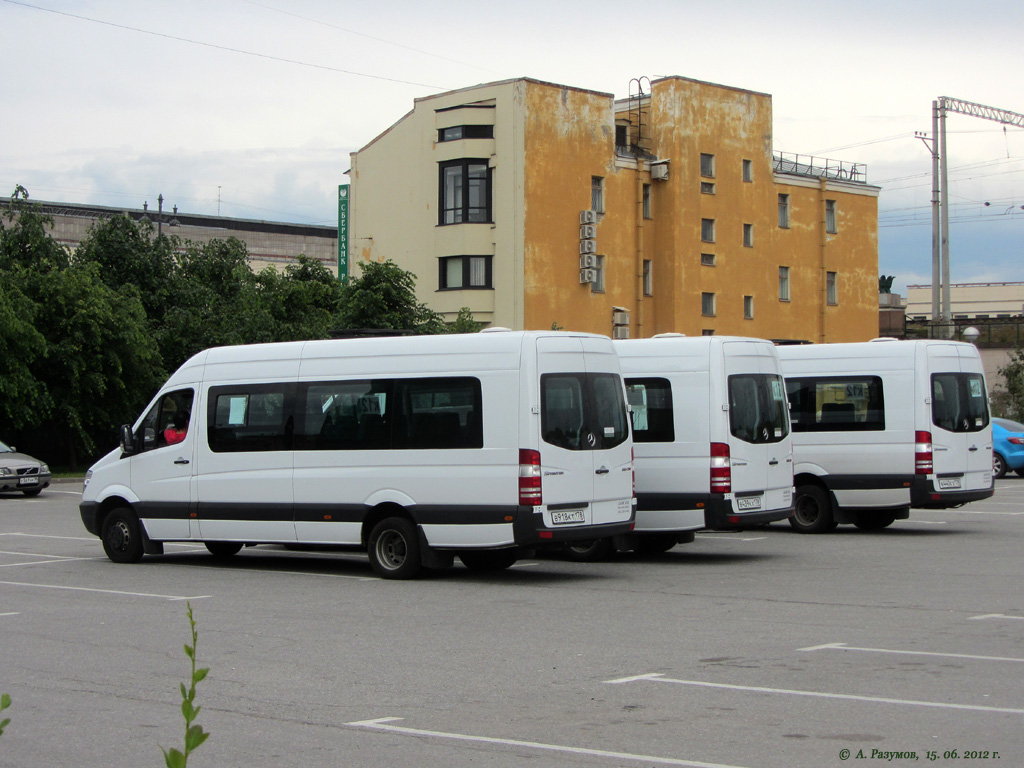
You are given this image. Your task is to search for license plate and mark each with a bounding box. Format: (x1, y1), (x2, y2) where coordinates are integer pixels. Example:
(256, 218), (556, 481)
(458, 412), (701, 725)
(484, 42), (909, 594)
(551, 509), (586, 525)
(18, 477), (39, 486)
(737, 496), (762, 511)
(938, 477), (961, 490)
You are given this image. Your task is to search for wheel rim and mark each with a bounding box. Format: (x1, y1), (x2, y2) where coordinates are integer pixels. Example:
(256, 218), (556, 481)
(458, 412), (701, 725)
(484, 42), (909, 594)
(106, 520), (131, 553)
(994, 455), (1005, 476)
(375, 530), (408, 570)
(794, 497), (819, 526)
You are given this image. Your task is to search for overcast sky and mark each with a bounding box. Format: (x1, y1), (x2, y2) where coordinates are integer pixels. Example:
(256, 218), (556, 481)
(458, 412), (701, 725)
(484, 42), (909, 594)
(2, 0), (1022, 295)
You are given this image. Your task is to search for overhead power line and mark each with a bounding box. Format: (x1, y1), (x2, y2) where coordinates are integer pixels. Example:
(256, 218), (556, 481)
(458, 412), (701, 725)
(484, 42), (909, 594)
(0, 0), (447, 89)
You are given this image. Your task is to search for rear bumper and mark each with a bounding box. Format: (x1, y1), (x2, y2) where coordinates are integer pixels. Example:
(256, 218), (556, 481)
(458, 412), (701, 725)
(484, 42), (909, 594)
(910, 477), (994, 508)
(704, 498), (794, 530)
(512, 508), (634, 545)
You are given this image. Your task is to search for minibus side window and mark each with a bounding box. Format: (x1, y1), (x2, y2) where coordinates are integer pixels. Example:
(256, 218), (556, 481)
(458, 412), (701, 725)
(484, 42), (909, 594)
(625, 378), (674, 443)
(931, 373), (989, 433)
(209, 384), (293, 452)
(392, 377), (483, 449)
(135, 389), (195, 452)
(728, 374), (790, 443)
(785, 376), (884, 433)
(297, 380), (392, 451)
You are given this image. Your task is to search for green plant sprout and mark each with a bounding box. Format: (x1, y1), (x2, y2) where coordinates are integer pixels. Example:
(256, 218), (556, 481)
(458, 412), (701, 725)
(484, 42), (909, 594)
(0, 693), (10, 739)
(161, 602), (210, 768)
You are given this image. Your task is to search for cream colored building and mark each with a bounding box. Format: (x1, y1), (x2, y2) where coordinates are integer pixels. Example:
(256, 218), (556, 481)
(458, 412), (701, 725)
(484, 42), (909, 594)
(906, 282), (1024, 320)
(16, 199), (338, 275)
(347, 76), (881, 342)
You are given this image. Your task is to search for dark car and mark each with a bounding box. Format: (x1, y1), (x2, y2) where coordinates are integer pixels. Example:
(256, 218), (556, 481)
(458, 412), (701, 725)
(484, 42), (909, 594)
(991, 417), (1024, 479)
(0, 440), (51, 496)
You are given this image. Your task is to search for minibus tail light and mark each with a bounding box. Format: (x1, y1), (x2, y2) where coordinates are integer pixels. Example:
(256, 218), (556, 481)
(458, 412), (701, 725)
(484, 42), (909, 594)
(915, 431), (933, 475)
(710, 442), (731, 494)
(519, 449), (542, 506)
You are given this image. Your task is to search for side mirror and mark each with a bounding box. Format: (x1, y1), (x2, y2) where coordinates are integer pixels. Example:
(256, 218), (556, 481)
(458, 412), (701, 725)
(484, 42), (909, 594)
(120, 425), (137, 456)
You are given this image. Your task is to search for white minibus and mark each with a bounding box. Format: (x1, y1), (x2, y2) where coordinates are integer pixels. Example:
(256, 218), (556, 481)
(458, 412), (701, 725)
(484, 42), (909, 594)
(778, 338), (993, 532)
(80, 331), (636, 578)
(561, 335), (794, 560)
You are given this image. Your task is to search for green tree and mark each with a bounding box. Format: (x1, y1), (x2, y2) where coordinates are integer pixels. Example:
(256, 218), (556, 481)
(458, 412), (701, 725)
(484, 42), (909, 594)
(74, 213), (178, 320)
(336, 259), (446, 334)
(447, 306), (483, 334)
(994, 345), (1024, 421)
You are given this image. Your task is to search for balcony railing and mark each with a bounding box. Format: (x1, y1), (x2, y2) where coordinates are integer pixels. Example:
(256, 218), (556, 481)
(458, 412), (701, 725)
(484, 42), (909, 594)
(773, 152), (867, 184)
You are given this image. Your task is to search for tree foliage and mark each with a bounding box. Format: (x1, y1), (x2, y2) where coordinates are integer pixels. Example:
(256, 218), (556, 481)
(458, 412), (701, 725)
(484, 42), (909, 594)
(1, 188), (476, 468)
(993, 346), (1024, 421)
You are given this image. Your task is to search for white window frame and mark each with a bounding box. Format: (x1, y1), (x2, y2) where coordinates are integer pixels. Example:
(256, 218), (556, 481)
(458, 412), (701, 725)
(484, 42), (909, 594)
(743, 223), (754, 248)
(826, 199), (837, 234)
(778, 194), (790, 228)
(701, 253), (716, 267)
(744, 295), (754, 319)
(591, 254), (606, 293)
(742, 159), (753, 183)
(701, 218), (715, 243)
(701, 292), (716, 317)
(700, 153), (715, 178)
(642, 259), (653, 296)
(827, 271), (838, 305)
(592, 176), (605, 214)
(779, 266), (791, 302)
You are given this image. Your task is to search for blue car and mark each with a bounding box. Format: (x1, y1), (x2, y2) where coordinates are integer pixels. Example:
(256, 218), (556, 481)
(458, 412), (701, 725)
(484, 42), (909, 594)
(991, 418), (1024, 479)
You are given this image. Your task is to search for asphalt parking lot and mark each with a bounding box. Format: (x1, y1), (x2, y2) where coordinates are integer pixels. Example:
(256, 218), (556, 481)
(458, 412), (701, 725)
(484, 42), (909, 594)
(1, 479), (1021, 768)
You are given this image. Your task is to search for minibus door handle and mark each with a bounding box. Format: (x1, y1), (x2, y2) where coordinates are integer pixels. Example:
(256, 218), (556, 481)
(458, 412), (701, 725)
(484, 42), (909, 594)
(968, 445), (978, 452)
(595, 467), (610, 475)
(769, 459), (779, 466)
(174, 457), (190, 465)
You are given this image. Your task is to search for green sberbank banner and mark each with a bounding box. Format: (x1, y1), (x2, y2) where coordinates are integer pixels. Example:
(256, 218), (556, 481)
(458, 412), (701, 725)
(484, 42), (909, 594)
(338, 184), (349, 282)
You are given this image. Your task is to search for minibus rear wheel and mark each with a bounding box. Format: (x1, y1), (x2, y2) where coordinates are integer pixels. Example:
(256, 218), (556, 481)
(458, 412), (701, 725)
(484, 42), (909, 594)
(562, 538), (614, 562)
(101, 507), (145, 563)
(790, 485), (837, 534)
(368, 517), (422, 579)
(206, 542), (244, 558)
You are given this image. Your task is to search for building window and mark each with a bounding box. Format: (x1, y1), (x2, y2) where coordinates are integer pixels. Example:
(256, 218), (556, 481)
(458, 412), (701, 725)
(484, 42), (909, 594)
(827, 271), (838, 305)
(592, 176), (605, 213)
(591, 254), (605, 293)
(439, 159), (491, 225)
(778, 194), (790, 228)
(742, 159), (753, 183)
(701, 253), (716, 267)
(643, 184), (652, 219)
(744, 295), (754, 319)
(826, 199), (837, 233)
(700, 153), (715, 178)
(702, 292), (716, 317)
(615, 123), (628, 151)
(701, 182), (715, 195)
(437, 125), (493, 142)
(702, 329), (715, 336)
(779, 266), (791, 301)
(743, 223), (754, 247)
(643, 259), (652, 296)
(701, 218), (715, 243)
(439, 255), (492, 290)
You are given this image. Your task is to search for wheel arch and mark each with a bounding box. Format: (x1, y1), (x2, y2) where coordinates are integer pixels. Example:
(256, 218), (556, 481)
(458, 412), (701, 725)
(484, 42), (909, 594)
(361, 502), (415, 547)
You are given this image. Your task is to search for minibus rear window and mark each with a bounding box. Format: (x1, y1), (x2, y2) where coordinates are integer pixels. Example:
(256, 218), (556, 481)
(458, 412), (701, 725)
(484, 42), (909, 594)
(625, 378), (674, 443)
(931, 373), (989, 433)
(728, 374), (790, 443)
(541, 373), (629, 451)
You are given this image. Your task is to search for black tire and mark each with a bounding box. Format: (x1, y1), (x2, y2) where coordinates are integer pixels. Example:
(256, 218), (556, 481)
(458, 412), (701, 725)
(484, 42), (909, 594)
(789, 485), (837, 533)
(21, 488), (42, 497)
(633, 534), (679, 555)
(993, 452), (1007, 479)
(101, 507), (145, 563)
(367, 517), (422, 580)
(205, 541), (244, 558)
(562, 537), (614, 562)
(853, 511), (897, 530)
(458, 549), (519, 572)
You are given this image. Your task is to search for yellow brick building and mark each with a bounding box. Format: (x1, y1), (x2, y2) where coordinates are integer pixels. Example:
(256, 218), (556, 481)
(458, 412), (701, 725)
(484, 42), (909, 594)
(348, 76), (880, 342)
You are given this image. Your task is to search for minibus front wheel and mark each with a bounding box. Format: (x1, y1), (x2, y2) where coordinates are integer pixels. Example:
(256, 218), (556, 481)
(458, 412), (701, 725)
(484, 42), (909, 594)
(368, 517), (422, 580)
(101, 507), (145, 563)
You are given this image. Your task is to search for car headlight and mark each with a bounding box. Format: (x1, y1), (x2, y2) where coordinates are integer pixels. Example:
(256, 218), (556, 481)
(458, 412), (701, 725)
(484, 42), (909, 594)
(0, 467), (10, 477)
(40, 463), (49, 474)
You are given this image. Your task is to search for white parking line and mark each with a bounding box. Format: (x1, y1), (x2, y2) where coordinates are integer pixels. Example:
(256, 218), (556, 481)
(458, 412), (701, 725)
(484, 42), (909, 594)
(797, 641), (1024, 663)
(345, 716), (751, 768)
(0, 612), (19, 617)
(696, 535), (768, 542)
(0, 533), (96, 542)
(604, 673), (1024, 715)
(970, 613), (1024, 621)
(0, 581), (210, 601)
(0, 557), (96, 568)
